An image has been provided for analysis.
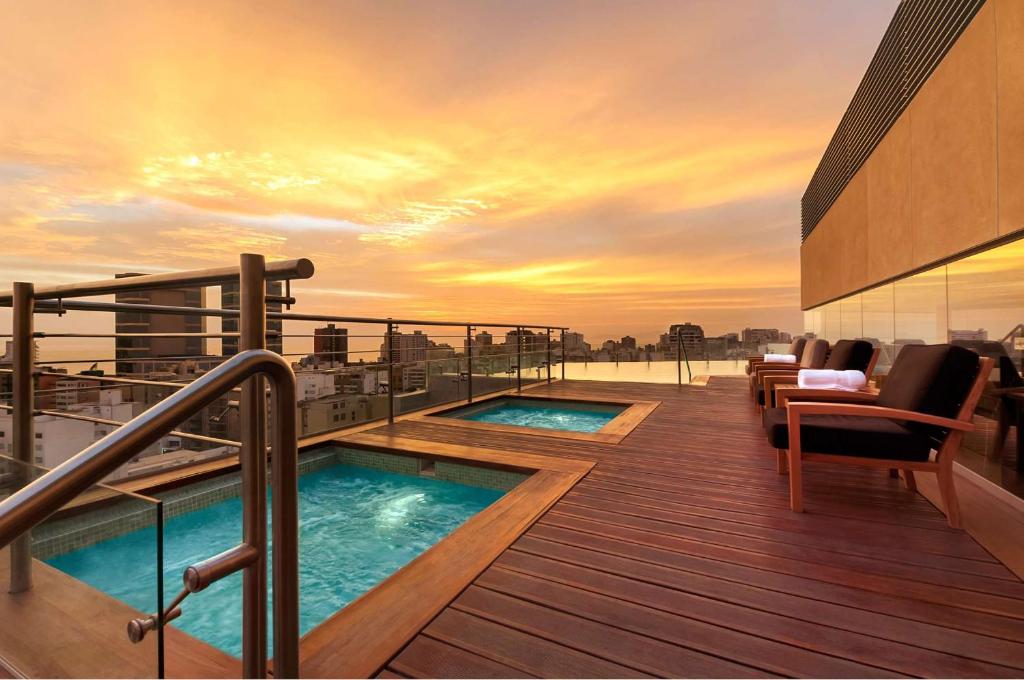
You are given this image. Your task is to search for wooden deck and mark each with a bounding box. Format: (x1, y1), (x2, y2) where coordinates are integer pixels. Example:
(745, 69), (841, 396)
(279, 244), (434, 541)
(366, 377), (1024, 678)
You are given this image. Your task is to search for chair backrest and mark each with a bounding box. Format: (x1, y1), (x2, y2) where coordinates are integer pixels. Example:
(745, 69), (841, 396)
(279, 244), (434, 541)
(877, 344), (982, 440)
(824, 339), (874, 372)
(787, 337), (807, 357)
(799, 339), (829, 368)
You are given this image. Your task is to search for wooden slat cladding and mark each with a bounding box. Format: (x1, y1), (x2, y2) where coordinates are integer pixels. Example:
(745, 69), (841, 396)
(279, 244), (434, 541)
(801, 0), (986, 240)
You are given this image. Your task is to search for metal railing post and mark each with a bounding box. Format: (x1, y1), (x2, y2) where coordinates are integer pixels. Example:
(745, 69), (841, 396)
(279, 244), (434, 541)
(466, 325), (473, 403)
(561, 329), (566, 380)
(239, 254), (267, 678)
(386, 321), (395, 423)
(676, 328), (682, 387)
(516, 326), (522, 392)
(10, 282), (33, 594)
(546, 328), (552, 384)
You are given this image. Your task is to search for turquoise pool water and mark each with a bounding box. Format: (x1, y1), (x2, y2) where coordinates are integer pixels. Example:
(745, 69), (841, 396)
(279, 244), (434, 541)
(46, 461), (503, 657)
(450, 398), (624, 432)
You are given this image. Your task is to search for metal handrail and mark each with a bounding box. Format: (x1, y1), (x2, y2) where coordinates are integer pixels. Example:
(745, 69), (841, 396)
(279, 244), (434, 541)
(0, 349), (300, 678)
(18, 297), (567, 330)
(0, 258), (313, 303)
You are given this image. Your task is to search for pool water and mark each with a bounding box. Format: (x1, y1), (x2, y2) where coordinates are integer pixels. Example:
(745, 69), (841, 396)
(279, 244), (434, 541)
(449, 398), (624, 433)
(46, 462), (503, 657)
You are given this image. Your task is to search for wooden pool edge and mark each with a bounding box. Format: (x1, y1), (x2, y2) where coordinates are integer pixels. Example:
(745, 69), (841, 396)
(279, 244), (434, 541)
(298, 433), (594, 678)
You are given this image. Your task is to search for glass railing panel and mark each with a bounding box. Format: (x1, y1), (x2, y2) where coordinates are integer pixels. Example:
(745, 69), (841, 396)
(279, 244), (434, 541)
(296, 360), (390, 438)
(468, 349), (518, 399)
(0, 454), (164, 678)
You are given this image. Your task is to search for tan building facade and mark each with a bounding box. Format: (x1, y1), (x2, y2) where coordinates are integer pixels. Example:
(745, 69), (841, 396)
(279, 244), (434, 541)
(802, 0), (1024, 309)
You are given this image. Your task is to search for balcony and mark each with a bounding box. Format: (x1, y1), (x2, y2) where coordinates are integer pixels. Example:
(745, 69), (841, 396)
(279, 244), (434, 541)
(0, 255), (1022, 678)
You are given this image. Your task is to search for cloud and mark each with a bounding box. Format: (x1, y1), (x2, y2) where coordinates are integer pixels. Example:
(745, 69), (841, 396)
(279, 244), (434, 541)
(0, 0), (897, 342)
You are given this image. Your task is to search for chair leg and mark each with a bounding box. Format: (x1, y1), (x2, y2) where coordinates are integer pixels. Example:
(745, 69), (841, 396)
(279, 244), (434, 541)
(788, 448), (803, 512)
(937, 467), (961, 529)
(777, 449), (787, 474)
(902, 469), (917, 492)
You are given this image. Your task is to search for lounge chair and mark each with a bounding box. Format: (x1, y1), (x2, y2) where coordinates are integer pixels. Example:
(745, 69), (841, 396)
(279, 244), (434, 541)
(763, 344), (993, 527)
(749, 338), (829, 409)
(745, 337), (808, 375)
(761, 339), (879, 409)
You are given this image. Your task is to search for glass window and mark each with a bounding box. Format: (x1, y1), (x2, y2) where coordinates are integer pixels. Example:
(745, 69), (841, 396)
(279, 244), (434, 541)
(839, 294), (863, 340)
(804, 308), (824, 340)
(947, 238), (1024, 373)
(894, 266), (947, 351)
(862, 284), (895, 373)
(823, 301), (842, 344)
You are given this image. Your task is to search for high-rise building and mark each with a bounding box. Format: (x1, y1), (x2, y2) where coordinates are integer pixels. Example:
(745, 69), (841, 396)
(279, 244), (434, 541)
(114, 274), (206, 376)
(562, 332), (589, 354)
(380, 330), (428, 363)
(620, 336), (637, 351)
(670, 323), (705, 347)
(741, 328), (781, 346)
(221, 281), (284, 355)
(313, 324), (349, 365)
(464, 330), (493, 354)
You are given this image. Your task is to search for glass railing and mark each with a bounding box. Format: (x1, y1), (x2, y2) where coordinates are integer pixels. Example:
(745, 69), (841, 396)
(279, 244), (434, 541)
(0, 454), (165, 678)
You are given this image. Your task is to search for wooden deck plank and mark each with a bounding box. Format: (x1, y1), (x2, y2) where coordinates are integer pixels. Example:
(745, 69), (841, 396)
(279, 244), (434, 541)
(381, 377), (1024, 678)
(424, 608), (652, 678)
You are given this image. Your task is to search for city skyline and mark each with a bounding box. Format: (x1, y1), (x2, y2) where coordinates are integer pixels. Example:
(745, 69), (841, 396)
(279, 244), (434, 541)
(0, 1), (898, 343)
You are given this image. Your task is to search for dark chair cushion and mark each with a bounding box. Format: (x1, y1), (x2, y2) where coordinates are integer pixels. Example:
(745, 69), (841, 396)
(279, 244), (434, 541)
(800, 339), (829, 368)
(824, 339), (874, 372)
(762, 407), (933, 461)
(876, 344), (980, 441)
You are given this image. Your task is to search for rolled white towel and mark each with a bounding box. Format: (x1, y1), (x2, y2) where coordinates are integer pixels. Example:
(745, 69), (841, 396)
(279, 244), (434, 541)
(764, 353), (797, 363)
(798, 369), (867, 392)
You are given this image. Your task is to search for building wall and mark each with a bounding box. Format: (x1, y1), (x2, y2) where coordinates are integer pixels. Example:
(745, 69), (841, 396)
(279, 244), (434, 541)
(802, 0), (1024, 309)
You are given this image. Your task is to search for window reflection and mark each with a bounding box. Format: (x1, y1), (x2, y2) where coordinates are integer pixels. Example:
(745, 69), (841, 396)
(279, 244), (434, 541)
(839, 295), (862, 341)
(862, 284), (895, 373)
(894, 266), (947, 349)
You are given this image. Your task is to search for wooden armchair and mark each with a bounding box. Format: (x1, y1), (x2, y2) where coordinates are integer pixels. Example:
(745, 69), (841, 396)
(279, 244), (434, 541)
(762, 344), (993, 527)
(763, 344), (881, 410)
(745, 337), (807, 375)
(749, 338), (829, 403)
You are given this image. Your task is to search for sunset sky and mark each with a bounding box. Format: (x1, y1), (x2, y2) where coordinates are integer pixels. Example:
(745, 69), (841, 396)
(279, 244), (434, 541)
(0, 0), (898, 347)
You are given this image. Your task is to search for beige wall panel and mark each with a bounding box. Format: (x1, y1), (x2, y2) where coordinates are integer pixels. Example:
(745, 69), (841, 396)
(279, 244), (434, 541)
(801, 211), (831, 309)
(865, 112), (914, 283)
(909, 3), (998, 266)
(839, 170), (870, 293)
(996, 0), (1024, 236)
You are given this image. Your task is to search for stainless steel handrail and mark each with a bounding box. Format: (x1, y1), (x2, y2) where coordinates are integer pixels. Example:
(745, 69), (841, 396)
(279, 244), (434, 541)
(0, 349), (300, 678)
(16, 298), (567, 330)
(0, 258), (313, 303)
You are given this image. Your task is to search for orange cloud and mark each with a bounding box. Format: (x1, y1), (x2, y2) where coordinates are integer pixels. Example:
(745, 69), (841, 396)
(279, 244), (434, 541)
(0, 0), (896, 344)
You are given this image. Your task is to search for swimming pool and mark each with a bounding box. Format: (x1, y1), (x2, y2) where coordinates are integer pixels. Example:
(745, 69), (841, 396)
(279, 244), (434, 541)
(46, 458), (503, 657)
(442, 396), (626, 433)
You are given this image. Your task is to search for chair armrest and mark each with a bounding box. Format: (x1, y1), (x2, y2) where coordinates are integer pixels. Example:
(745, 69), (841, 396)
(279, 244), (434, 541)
(752, 364), (800, 382)
(775, 387), (878, 407)
(762, 375), (798, 408)
(785, 402), (974, 432)
(755, 368), (801, 388)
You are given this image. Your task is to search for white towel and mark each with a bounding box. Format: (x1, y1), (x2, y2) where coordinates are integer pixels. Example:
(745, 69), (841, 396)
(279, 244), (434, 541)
(764, 353), (797, 363)
(797, 369), (867, 392)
